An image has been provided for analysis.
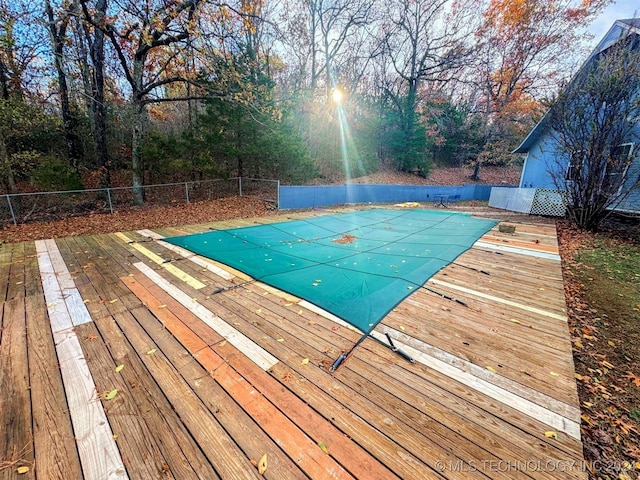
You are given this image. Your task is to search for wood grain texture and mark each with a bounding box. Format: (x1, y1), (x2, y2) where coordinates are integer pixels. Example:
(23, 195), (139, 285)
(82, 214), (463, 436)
(1, 211), (588, 480)
(53, 326), (128, 479)
(133, 261), (278, 370)
(25, 252), (83, 480)
(0, 298), (34, 479)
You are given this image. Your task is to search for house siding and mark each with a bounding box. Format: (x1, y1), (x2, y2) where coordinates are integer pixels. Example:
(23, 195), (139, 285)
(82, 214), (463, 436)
(617, 157), (640, 212)
(515, 19), (640, 214)
(519, 135), (567, 189)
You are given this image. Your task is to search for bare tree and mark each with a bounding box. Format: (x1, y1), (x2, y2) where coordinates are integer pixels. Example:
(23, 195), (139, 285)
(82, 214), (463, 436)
(378, 0), (477, 174)
(80, 0), (211, 204)
(470, 0), (610, 174)
(548, 29), (640, 231)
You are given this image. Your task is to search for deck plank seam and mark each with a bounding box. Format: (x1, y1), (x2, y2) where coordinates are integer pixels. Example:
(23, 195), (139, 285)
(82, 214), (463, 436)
(114, 232), (206, 290)
(136, 229), (235, 281)
(36, 244), (127, 479)
(132, 261), (279, 371)
(298, 300), (581, 439)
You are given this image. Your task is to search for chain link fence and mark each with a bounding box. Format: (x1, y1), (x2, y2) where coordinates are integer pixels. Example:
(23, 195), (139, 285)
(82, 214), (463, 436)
(1, 177), (279, 227)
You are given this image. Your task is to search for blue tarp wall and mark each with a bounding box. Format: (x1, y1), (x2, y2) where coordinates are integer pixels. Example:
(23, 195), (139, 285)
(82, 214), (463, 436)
(278, 184), (504, 209)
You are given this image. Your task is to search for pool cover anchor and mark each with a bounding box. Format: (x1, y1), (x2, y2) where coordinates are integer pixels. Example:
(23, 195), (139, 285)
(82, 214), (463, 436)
(422, 285), (468, 307)
(384, 332), (415, 364)
(329, 330), (415, 373)
(211, 279), (257, 295)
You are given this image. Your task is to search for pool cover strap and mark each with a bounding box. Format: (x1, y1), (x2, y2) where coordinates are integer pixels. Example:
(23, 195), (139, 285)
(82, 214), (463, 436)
(165, 209), (496, 335)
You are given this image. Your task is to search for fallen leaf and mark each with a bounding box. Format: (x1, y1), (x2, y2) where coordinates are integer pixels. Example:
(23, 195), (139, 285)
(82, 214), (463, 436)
(486, 366), (497, 373)
(574, 340), (584, 349)
(277, 338), (285, 342)
(158, 304), (167, 309)
(115, 365), (124, 372)
(109, 299), (119, 304)
(104, 389), (118, 400)
(256, 308), (262, 314)
(624, 372), (640, 387)
(608, 340), (616, 347)
(257, 454), (267, 475)
(318, 441), (329, 454)
(544, 431), (557, 439)
(298, 309), (303, 315)
(146, 348), (157, 355)
(16, 466), (29, 474)
(284, 302), (293, 307)
(300, 358), (309, 366)
(549, 371), (559, 377)
(218, 340), (227, 347)
(86, 334), (99, 341)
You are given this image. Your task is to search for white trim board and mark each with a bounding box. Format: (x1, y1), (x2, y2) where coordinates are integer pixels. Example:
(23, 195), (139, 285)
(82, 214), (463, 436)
(133, 262), (278, 371)
(36, 240), (127, 479)
(297, 300), (580, 439)
(428, 279), (567, 321)
(474, 241), (561, 261)
(35, 240), (92, 329)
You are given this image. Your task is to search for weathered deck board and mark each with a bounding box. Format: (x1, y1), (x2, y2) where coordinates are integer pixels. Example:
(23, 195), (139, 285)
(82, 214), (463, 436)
(25, 247), (83, 480)
(112, 307), (260, 480)
(0, 208), (588, 480)
(92, 314), (219, 479)
(0, 297), (34, 479)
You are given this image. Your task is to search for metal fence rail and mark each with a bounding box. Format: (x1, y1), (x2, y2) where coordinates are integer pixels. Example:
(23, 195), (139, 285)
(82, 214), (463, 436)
(1, 177), (279, 227)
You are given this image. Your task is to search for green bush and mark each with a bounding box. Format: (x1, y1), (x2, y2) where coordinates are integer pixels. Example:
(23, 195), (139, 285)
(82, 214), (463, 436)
(32, 157), (83, 191)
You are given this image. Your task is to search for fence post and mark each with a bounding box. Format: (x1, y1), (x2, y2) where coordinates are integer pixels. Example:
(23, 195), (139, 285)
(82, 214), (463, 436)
(276, 180), (280, 210)
(107, 188), (113, 214)
(238, 177), (243, 196)
(6, 195), (16, 225)
(185, 182), (190, 203)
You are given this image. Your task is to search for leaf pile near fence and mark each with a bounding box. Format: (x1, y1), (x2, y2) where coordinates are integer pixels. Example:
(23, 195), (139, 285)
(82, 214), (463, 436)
(1, 177), (279, 227)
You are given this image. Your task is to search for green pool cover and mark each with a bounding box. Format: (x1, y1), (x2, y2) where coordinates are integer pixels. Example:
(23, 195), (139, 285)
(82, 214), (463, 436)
(165, 209), (496, 334)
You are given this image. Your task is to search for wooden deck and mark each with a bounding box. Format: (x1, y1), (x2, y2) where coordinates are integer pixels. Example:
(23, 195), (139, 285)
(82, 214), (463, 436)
(0, 207), (587, 479)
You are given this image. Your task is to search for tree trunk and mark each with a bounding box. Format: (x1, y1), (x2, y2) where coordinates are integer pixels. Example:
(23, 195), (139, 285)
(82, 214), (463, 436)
(131, 101), (146, 205)
(0, 61), (9, 100)
(46, 0), (80, 168)
(471, 161), (481, 181)
(0, 133), (17, 194)
(90, 0), (109, 189)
